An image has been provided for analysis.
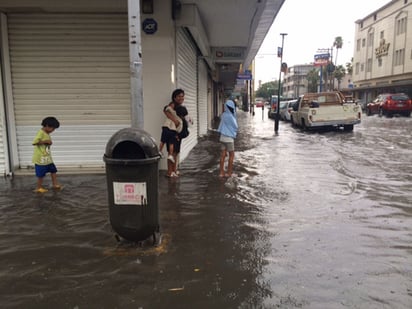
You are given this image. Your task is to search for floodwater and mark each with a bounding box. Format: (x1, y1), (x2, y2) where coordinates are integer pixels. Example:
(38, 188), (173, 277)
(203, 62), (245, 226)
(1, 108), (411, 308)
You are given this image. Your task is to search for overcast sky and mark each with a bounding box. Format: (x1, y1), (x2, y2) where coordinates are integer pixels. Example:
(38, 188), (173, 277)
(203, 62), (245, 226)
(254, 0), (390, 85)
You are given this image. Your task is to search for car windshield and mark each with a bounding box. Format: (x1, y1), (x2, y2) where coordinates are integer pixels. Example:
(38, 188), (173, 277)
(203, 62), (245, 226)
(391, 94), (409, 100)
(280, 102), (288, 108)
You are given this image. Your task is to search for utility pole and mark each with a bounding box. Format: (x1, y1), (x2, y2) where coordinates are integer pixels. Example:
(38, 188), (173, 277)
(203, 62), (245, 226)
(128, 0), (144, 129)
(275, 33), (287, 133)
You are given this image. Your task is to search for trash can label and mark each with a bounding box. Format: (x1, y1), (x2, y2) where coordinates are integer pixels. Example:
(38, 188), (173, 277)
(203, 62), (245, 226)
(113, 182), (147, 205)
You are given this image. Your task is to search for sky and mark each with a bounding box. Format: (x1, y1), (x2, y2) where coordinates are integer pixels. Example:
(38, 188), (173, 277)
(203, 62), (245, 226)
(254, 0), (390, 85)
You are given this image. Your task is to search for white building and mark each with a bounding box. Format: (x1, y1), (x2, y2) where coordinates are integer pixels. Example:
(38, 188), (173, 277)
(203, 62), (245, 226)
(282, 64), (313, 99)
(0, 0), (285, 175)
(352, 0), (412, 103)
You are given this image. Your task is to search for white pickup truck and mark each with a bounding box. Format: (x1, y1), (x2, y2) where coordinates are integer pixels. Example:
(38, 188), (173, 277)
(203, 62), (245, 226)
(290, 91), (361, 131)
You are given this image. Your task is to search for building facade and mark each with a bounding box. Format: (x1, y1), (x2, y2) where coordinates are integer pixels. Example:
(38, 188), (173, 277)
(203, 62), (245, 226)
(0, 0), (284, 175)
(282, 64), (313, 99)
(352, 0), (412, 103)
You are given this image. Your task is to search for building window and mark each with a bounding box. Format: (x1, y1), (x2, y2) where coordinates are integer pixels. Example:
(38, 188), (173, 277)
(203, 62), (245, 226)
(356, 39), (361, 51)
(394, 49), (405, 66)
(396, 17), (407, 35)
(361, 63), (364, 72)
(374, 14), (377, 21)
(368, 32), (374, 46)
(380, 31), (384, 39)
(378, 58), (382, 67)
(366, 58), (372, 72)
(355, 63), (360, 74)
(362, 38), (366, 47)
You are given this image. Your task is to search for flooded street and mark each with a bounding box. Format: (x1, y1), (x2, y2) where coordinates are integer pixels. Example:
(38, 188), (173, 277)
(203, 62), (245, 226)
(1, 109), (411, 308)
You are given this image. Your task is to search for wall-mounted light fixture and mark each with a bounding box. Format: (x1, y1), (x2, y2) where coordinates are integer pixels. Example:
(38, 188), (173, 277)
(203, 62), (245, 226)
(141, 0), (154, 14)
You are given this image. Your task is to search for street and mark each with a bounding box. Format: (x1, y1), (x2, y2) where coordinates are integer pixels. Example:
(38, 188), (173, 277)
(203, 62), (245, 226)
(0, 108), (411, 308)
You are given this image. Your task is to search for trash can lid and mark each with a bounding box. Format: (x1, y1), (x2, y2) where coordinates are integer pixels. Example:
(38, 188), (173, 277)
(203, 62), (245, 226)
(105, 127), (159, 159)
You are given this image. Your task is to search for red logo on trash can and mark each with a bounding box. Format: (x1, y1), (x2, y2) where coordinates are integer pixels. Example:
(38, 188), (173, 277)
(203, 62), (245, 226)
(124, 184), (134, 193)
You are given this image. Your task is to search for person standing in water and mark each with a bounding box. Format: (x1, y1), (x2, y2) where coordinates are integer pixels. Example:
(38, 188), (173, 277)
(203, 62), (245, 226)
(217, 100), (238, 177)
(32, 116), (62, 193)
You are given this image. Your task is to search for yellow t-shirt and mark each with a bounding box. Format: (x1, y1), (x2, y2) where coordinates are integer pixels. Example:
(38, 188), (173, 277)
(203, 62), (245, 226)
(32, 129), (53, 165)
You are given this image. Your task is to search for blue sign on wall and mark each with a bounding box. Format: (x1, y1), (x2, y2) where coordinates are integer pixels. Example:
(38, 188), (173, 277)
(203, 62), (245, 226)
(142, 18), (157, 35)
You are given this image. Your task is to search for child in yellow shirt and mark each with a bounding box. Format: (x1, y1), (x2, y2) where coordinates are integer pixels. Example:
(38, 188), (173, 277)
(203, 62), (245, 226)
(32, 117), (62, 193)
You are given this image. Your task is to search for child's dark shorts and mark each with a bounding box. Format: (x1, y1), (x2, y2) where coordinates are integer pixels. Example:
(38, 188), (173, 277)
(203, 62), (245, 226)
(35, 163), (58, 178)
(161, 127), (177, 144)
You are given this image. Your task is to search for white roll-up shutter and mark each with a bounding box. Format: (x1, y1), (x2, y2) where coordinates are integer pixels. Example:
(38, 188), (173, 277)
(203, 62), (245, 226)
(198, 59), (208, 136)
(0, 111), (6, 175)
(8, 13), (130, 168)
(176, 28), (197, 160)
(0, 60), (7, 175)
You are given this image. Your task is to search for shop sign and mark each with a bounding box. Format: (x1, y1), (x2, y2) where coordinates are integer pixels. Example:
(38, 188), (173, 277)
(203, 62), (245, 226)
(375, 38), (390, 58)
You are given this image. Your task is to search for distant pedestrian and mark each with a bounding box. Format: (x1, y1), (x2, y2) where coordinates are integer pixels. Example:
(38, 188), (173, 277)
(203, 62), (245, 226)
(32, 116), (62, 193)
(217, 100), (238, 177)
(170, 89), (191, 176)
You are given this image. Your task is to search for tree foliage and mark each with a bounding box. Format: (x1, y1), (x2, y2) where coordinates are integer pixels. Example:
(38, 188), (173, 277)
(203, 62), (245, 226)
(346, 58), (353, 75)
(333, 36), (343, 65)
(306, 68), (319, 92)
(255, 81), (279, 100)
(333, 65), (346, 90)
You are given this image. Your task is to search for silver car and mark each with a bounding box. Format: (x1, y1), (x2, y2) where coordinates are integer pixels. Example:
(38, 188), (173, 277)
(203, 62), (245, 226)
(279, 99), (297, 121)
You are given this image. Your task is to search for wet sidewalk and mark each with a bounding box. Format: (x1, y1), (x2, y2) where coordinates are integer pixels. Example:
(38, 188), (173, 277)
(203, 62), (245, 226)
(0, 111), (259, 309)
(1, 109), (412, 309)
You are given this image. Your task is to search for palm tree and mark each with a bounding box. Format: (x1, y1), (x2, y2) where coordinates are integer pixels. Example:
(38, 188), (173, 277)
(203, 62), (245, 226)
(346, 58), (353, 75)
(333, 36), (343, 66)
(333, 65), (346, 90)
(306, 68), (319, 92)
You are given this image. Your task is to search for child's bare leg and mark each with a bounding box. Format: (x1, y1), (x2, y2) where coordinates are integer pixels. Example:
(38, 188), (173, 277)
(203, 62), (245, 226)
(219, 149), (227, 177)
(226, 151), (235, 177)
(37, 177), (44, 189)
(174, 153), (179, 173)
(51, 173), (61, 189)
(168, 143), (174, 156)
(159, 142), (164, 152)
(167, 158), (174, 176)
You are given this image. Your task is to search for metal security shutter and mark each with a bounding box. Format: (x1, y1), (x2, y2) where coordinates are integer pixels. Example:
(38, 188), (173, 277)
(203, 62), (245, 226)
(0, 59), (9, 175)
(0, 110), (6, 175)
(198, 59), (208, 136)
(8, 13), (130, 168)
(176, 28), (197, 160)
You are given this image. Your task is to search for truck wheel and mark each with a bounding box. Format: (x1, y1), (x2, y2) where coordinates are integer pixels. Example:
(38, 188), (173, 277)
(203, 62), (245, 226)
(290, 116), (295, 127)
(301, 119), (307, 130)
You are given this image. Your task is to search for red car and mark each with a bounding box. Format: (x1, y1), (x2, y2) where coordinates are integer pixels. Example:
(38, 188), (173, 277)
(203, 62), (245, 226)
(255, 100), (264, 108)
(366, 93), (411, 117)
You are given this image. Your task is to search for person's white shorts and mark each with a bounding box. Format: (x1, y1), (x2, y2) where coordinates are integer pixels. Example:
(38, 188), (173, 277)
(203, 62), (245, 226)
(219, 135), (235, 152)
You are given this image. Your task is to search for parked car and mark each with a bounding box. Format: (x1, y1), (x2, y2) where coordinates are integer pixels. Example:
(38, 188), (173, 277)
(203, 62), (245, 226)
(366, 93), (411, 117)
(279, 99), (297, 121)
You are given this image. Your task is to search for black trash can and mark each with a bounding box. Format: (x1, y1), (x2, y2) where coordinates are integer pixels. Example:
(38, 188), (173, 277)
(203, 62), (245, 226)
(103, 128), (161, 243)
